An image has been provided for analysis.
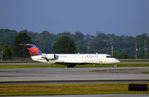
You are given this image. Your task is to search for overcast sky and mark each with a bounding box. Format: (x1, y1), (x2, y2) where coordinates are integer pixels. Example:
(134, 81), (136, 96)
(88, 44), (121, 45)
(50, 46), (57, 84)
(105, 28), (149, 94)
(0, 0), (149, 36)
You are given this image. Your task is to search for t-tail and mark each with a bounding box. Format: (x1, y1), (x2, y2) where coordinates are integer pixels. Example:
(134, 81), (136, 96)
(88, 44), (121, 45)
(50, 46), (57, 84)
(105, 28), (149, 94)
(25, 44), (42, 56)
(24, 44), (49, 62)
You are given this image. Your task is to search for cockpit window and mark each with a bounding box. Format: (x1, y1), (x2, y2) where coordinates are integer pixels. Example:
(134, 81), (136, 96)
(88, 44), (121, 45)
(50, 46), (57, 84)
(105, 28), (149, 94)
(106, 56), (114, 58)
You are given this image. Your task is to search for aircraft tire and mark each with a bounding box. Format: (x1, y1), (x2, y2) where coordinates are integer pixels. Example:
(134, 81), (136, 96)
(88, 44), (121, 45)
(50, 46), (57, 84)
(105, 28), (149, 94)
(67, 64), (75, 68)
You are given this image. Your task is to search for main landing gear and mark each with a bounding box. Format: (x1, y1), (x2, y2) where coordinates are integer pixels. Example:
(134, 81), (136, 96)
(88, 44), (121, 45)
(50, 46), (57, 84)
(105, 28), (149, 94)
(66, 64), (76, 68)
(111, 64), (114, 68)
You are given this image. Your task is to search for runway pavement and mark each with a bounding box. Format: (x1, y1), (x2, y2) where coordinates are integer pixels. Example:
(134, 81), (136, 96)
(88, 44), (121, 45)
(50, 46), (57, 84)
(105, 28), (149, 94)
(0, 65), (149, 83)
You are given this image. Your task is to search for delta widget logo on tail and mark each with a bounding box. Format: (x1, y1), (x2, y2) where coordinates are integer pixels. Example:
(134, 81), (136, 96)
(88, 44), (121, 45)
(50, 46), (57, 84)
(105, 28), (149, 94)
(25, 44), (42, 56)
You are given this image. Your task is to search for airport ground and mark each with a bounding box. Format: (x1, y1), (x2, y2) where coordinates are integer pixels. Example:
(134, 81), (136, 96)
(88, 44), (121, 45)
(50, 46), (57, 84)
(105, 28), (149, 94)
(0, 62), (149, 96)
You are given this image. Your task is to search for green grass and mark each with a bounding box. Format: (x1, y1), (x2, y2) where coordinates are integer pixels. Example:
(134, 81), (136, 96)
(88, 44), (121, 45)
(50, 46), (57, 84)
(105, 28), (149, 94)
(0, 83), (148, 96)
(0, 63), (149, 69)
(120, 59), (149, 62)
(116, 63), (149, 67)
(144, 71), (149, 74)
(77, 63), (149, 67)
(0, 64), (65, 69)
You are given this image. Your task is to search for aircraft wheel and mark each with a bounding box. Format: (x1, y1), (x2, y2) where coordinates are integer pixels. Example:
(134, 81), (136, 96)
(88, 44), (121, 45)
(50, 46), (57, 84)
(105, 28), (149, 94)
(111, 64), (114, 68)
(67, 64), (71, 68)
(70, 64), (76, 68)
(67, 64), (75, 68)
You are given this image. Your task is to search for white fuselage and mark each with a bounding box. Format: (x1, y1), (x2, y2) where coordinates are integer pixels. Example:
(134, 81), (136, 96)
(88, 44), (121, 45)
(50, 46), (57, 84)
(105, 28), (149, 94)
(31, 54), (120, 64)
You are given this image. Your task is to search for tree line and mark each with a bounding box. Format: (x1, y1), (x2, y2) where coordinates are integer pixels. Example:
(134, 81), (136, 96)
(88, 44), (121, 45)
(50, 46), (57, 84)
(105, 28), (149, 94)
(0, 29), (149, 59)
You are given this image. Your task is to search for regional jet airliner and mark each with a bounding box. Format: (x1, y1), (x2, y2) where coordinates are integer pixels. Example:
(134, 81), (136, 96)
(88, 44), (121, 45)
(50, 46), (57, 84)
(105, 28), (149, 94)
(25, 44), (120, 68)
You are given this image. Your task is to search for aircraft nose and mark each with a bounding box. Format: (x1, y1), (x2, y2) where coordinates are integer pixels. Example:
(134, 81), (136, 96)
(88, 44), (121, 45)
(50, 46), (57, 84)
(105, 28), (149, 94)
(115, 59), (120, 63)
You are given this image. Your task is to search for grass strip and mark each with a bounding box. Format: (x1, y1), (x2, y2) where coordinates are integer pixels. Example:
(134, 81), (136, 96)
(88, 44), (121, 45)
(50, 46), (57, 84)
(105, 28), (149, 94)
(116, 63), (149, 67)
(120, 59), (149, 62)
(0, 65), (65, 69)
(0, 63), (149, 69)
(144, 71), (149, 74)
(0, 83), (148, 96)
(77, 63), (149, 68)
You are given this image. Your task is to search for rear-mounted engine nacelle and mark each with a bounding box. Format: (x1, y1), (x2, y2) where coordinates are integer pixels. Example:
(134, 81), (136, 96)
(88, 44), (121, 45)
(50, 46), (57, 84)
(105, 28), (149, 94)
(46, 54), (56, 60)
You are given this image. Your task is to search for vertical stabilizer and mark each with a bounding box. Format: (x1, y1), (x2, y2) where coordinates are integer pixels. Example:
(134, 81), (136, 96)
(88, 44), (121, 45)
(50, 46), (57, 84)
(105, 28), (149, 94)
(25, 44), (42, 56)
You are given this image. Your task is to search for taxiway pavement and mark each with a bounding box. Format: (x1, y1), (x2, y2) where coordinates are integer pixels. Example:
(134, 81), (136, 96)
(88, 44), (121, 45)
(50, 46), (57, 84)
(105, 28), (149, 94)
(0, 65), (149, 83)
